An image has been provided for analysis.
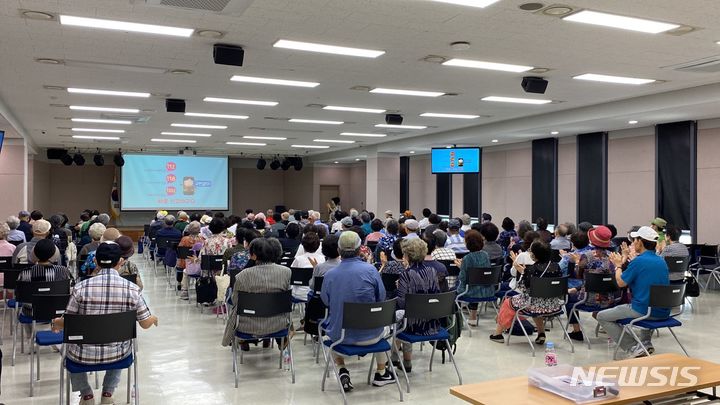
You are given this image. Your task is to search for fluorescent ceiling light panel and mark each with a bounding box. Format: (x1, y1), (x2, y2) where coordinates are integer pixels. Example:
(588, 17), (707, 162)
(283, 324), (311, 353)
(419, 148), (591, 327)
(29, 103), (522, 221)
(171, 123), (227, 129)
(291, 144), (330, 149)
(313, 139), (356, 144)
(442, 58), (533, 72)
(226, 142), (266, 146)
(69, 105), (140, 113)
(151, 138), (197, 143)
(289, 119), (344, 125)
(420, 113), (480, 119)
(242, 136), (287, 140)
(323, 106), (386, 114)
(72, 128), (125, 133)
(273, 39), (385, 58)
(71, 118), (132, 125)
(230, 75), (319, 88)
(430, 0), (501, 8)
(562, 10), (680, 34)
(160, 132), (212, 137)
(375, 124), (427, 129)
(370, 88), (444, 97)
(59, 15), (194, 37)
(573, 73), (656, 85)
(72, 135), (120, 140)
(481, 96), (552, 105)
(203, 97), (278, 106)
(67, 87), (150, 98)
(340, 132), (387, 138)
(184, 112), (248, 120)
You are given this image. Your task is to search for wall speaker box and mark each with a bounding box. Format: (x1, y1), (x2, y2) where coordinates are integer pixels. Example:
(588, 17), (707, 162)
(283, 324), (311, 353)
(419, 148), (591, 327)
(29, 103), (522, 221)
(166, 99), (186, 113)
(213, 44), (245, 67)
(521, 77), (548, 94)
(385, 114), (403, 125)
(47, 148), (68, 160)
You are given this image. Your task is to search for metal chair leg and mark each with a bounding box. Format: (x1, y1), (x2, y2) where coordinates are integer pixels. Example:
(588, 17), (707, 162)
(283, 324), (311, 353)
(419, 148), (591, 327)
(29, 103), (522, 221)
(384, 351), (404, 402)
(394, 341), (410, 393)
(367, 353), (375, 385)
(444, 339), (463, 385)
(668, 327), (690, 356)
(287, 337), (296, 384)
(232, 338), (239, 388)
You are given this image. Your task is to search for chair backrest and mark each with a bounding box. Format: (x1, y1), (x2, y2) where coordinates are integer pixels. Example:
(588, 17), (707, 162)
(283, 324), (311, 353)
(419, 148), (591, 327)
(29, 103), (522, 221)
(313, 276), (324, 294)
(698, 244), (719, 265)
(77, 254), (88, 272)
(32, 294), (71, 322)
(235, 290), (292, 317)
(550, 249), (562, 263)
(290, 267), (313, 287)
(466, 266), (502, 286)
(63, 311), (137, 344)
(438, 260), (460, 277)
(381, 273), (400, 292)
(342, 299), (396, 330)
(583, 272), (619, 294)
(143, 224), (150, 236)
(404, 291), (456, 320)
(529, 277), (568, 299)
(1, 269), (22, 289)
(121, 273), (138, 285)
(15, 279), (71, 304)
(176, 246), (191, 259)
(456, 251), (468, 259)
(156, 236), (179, 250)
(201, 254), (223, 271)
(649, 284), (686, 309)
(278, 257), (293, 267)
(0, 256), (12, 269)
(366, 241), (379, 251)
(664, 256), (690, 274)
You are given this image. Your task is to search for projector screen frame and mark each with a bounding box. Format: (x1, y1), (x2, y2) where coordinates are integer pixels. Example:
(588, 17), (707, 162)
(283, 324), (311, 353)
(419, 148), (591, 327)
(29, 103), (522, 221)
(430, 147), (481, 174)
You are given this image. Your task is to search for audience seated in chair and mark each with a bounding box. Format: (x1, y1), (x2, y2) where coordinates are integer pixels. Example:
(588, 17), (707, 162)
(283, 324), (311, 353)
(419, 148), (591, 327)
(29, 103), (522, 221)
(13, 219), (62, 265)
(456, 230), (493, 325)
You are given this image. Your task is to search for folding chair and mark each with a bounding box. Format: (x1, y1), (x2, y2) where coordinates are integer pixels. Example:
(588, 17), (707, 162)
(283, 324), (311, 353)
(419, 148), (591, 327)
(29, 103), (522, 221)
(395, 292), (461, 393)
(438, 260), (460, 291)
(154, 236), (179, 277)
(232, 290), (294, 387)
(613, 284), (689, 360)
(59, 310), (139, 405)
(290, 267), (313, 306)
(320, 299), (403, 405)
(366, 241), (379, 252)
(120, 274), (138, 285)
(565, 273), (619, 349)
(665, 256), (690, 282)
(455, 265), (503, 336)
(29, 294), (70, 396)
(303, 279), (326, 363)
(691, 244), (720, 290)
(13, 280), (71, 367)
(506, 276), (574, 357)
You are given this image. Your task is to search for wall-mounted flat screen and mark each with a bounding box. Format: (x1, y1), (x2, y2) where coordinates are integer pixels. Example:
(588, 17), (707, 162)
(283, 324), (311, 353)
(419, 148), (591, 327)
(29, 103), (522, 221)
(431, 147), (480, 174)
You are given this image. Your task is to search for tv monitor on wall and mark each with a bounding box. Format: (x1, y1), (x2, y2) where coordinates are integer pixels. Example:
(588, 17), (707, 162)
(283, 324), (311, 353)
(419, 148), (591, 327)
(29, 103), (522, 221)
(431, 147), (480, 174)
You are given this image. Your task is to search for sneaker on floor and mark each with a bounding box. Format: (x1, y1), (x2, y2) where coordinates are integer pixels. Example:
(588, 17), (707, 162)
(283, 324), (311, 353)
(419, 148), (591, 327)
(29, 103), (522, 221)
(568, 331), (584, 341)
(489, 334), (505, 343)
(372, 370), (396, 387)
(339, 368), (354, 392)
(100, 392), (114, 404)
(628, 344), (650, 358)
(534, 333), (546, 345)
(179, 291), (189, 300)
(79, 394), (96, 405)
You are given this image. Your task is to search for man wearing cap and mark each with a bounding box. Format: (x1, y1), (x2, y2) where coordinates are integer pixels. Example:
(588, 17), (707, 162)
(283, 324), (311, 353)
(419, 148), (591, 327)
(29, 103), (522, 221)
(12, 219), (61, 265)
(445, 219), (469, 254)
(596, 226), (669, 358)
(404, 219), (420, 239)
(17, 210), (33, 242)
(339, 216), (354, 233)
(321, 231), (396, 391)
(52, 242), (158, 405)
(650, 217), (667, 243)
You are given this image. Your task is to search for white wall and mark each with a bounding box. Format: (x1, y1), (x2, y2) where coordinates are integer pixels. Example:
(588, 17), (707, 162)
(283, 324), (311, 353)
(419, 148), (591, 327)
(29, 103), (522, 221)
(696, 124), (720, 244)
(557, 138), (577, 225)
(481, 143), (532, 223)
(408, 156), (436, 216)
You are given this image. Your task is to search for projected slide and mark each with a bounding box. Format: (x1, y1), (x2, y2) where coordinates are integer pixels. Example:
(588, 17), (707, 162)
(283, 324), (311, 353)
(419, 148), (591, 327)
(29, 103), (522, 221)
(431, 148), (480, 174)
(121, 154), (228, 211)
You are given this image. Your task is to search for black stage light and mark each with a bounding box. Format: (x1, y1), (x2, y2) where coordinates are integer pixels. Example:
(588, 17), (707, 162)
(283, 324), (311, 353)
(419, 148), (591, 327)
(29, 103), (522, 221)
(281, 157), (291, 171)
(256, 158), (267, 170)
(292, 157), (303, 171)
(270, 157), (281, 170)
(73, 153), (85, 166)
(60, 153), (73, 166)
(113, 153), (125, 167)
(93, 153), (104, 166)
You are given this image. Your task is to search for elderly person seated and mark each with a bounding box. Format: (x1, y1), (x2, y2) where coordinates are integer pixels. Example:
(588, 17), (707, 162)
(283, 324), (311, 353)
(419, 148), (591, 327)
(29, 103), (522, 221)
(0, 223), (16, 257)
(13, 219), (61, 265)
(79, 223), (107, 257)
(291, 232), (325, 300)
(178, 221), (205, 299)
(80, 228), (121, 276)
(222, 238), (291, 352)
(156, 215), (182, 268)
(430, 230), (457, 261)
(116, 235), (144, 290)
(365, 219), (385, 243)
(455, 230), (492, 325)
(6, 215), (26, 245)
(479, 222), (504, 263)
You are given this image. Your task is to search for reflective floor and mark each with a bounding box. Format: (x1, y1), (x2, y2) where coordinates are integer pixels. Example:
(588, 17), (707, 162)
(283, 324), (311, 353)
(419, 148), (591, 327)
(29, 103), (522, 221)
(2, 256), (718, 404)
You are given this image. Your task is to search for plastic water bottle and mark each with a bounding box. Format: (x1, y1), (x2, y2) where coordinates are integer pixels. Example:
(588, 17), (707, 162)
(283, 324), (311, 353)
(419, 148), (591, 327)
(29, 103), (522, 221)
(544, 342), (557, 367)
(282, 349), (291, 370)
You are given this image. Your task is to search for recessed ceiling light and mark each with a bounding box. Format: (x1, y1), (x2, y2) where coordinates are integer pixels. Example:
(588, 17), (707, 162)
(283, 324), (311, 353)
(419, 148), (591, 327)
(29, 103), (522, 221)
(35, 58), (63, 65)
(491, 139), (499, 143)
(481, 96), (552, 104)
(273, 39), (385, 58)
(375, 124), (427, 129)
(160, 132), (212, 137)
(551, 131), (559, 135)
(313, 139), (356, 144)
(334, 161), (340, 164)
(542, 6), (573, 16)
(562, 10), (680, 34)
(450, 41), (471, 51)
(195, 29), (224, 38)
(355, 158), (361, 161)
(151, 138), (197, 143)
(22, 10), (55, 20)
(430, 0), (501, 8)
(289, 119), (344, 125)
(573, 73), (655, 85)
(226, 142), (266, 146)
(628, 120), (639, 124)
(442, 58), (533, 73)
(291, 144), (331, 149)
(203, 97), (278, 106)
(72, 135), (120, 141)
(323, 106), (386, 114)
(519, 3), (545, 11)
(184, 112), (248, 120)
(420, 113), (480, 119)
(243, 136), (287, 140)
(230, 75), (319, 88)
(409, 151), (416, 154)
(716, 40), (720, 45)
(171, 123), (227, 129)
(370, 88), (444, 97)
(72, 128), (125, 133)
(67, 87), (150, 98)
(340, 132), (387, 137)
(71, 118), (132, 125)
(69, 105), (140, 113)
(59, 15), (194, 37)
(169, 69), (193, 75)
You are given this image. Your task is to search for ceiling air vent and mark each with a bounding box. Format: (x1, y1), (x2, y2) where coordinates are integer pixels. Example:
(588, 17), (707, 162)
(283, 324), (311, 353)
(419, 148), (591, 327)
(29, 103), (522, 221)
(146, 0), (254, 14)
(664, 55), (720, 73)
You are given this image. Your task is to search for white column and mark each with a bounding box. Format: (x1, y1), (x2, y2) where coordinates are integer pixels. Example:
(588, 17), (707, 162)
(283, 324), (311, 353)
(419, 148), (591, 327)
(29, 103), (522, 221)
(365, 152), (400, 215)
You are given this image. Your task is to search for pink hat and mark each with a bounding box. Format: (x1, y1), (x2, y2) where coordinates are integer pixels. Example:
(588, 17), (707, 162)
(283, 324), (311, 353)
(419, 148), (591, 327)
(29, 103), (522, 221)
(588, 226), (612, 248)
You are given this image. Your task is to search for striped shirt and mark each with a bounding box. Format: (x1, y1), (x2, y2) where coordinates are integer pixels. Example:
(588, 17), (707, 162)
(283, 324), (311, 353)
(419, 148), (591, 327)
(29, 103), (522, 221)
(445, 233), (469, 253)
(65, 268), (151, 364)
(19, 264), (73, 283)
(397, 262), (441, 335)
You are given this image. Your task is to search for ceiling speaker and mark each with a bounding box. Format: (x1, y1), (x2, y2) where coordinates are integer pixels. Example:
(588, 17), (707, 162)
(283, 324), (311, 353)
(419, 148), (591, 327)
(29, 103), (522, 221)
(521, 76), (548, 94)
(385, 114), (403, 125)
(166, 98), (186, 113)
(213, 43), (245, 67)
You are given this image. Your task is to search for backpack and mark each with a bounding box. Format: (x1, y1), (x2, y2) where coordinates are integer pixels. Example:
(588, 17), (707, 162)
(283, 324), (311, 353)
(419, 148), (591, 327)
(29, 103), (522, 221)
(196, 276), (218, 304)
(510, 319), (536, 336)
(434, 309), (463, 363)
